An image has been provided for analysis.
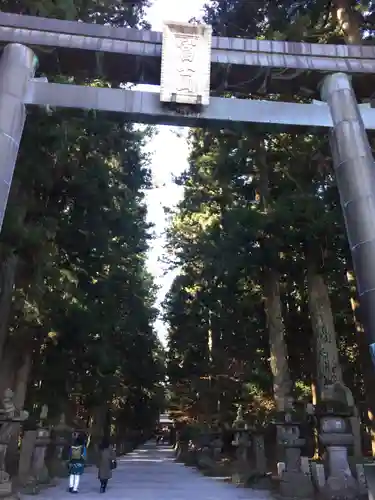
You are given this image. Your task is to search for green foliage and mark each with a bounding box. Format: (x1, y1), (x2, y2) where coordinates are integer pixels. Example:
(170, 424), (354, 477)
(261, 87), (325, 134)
(0, 0), (164, 434)
(0, 0), (151, 25)
(165, 1), (371, 425)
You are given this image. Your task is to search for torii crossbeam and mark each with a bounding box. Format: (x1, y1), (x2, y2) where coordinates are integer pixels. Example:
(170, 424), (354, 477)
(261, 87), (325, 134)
(1, 15), (375, 366)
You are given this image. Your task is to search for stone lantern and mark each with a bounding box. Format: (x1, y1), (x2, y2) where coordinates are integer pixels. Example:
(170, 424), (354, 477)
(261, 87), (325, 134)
(274, 398), (313, 498)
(231, 405), (251, 485)
(315, 382), (367, 500)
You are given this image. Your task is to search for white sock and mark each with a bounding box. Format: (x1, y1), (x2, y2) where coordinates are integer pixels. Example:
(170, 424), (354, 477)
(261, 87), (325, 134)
(73, 475), (80, 491)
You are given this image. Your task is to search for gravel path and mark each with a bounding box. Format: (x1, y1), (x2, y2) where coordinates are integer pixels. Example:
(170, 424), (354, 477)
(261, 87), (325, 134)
(22, 442), (275, 500)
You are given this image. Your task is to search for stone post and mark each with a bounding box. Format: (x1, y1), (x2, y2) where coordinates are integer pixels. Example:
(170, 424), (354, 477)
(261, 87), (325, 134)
(276, 416), (314, 498)
(175, 425), (190, 463)
(18, 430), (37, 487)
(210, 432), (223, 462)
(48, 414), (71, 478)
(274, 401), (314, 499)
(0, 388), (29, 498)
(317, 382), (367, 500)
(321, 72), (375, 370)
(196, 429), (218, 471)
(231, 431), (251, 483)
(231, 406), (252, 485)
(319, 415), (356, 499)
(31, 427), (50, 486)
(23, 405), (51, 489)
(0, 43), (36, 231)
(275, 396), (294, 464)
(252, 432), (267, 477)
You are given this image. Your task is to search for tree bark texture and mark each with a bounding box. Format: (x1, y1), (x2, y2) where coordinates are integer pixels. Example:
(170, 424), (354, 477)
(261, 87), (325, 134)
(307, 265), (343, 395)
(0, 342), (20, 396)
(87, 406), (107, 462)
(258, 144), (292, 411)
(264, 269), (292, 411)
(14, 350), (32, 410)
(331, 0), (362, 44)
(0, 253), (19, 363)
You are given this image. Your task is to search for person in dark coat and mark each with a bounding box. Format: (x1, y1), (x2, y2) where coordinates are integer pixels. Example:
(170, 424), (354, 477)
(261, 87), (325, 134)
(97, 437), (116, 493)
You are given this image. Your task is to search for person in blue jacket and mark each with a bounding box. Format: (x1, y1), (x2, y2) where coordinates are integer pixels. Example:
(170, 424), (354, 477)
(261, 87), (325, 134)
(68, 434), (87, 494)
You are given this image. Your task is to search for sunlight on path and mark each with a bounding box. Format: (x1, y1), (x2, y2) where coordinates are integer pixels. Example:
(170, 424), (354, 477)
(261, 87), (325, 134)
(22, 443), (275, 500)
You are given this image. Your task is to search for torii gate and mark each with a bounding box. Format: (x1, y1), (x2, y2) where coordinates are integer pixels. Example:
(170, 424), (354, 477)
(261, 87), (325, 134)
(0, 13), (375, 365)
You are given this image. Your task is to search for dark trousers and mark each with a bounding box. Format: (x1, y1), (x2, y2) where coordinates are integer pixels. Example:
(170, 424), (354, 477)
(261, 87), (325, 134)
(100, 479), (108, 492)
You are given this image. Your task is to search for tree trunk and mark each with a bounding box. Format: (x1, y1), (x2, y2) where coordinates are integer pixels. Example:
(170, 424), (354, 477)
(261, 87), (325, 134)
(0, 341), (19, 396)
(264, 269), (292, 411)
(258, 142), (292, 411)
(13, 350), (32, 410)
(0, 253), (19, 363)
(307, 264), (343, 395)
(331, 0), (362, 44)
(87, 406), (106, 462)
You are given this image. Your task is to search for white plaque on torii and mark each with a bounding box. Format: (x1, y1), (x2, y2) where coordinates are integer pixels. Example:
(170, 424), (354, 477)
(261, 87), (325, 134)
(160, 21), (212, 106)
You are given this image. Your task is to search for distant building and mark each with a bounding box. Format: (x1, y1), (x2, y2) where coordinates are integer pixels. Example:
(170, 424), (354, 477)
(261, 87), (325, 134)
(158, 413), (173, 425)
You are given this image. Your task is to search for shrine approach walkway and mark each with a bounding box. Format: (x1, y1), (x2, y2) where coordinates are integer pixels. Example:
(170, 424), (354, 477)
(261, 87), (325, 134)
(22, 442), (275, 500)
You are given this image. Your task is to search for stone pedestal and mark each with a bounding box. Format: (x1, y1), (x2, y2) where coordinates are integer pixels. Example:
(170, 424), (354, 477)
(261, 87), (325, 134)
(211, 434), (223, 462)
(31, 428), (50, 485)
(47, 432), (68, 478)
(319, 416), (359, 500)
(231, 429), (251, 485)
(231, 408), (252, 486)
(46, 415), (72, 479)
(316, 382), (367, 500)
(243, 430), (272, 489)
(176, 440), (189, 463)
(276, 415), (314, 498)
(197, 444), (215, 470)
(232, 405), (251, 485)
(311, 462), (327, 490)
(0, 389), (29, 499)
(18, 430), (37, 487)
(252, 433), (267, 476)
(196, 431), (222, 473)
(0, 478), (12, 499)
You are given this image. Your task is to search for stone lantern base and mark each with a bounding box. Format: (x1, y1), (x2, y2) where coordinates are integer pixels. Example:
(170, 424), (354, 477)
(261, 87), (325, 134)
(279, 469), (314, 498)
